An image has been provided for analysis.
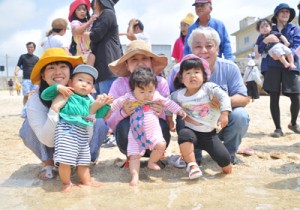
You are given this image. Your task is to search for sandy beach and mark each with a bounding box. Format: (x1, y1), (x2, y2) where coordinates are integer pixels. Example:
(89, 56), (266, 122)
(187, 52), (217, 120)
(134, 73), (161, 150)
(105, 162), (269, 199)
(0, 90), (299, 210)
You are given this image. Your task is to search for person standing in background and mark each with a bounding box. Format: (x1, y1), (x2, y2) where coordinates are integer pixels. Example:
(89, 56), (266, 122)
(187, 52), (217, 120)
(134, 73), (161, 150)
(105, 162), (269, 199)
(243, 60), (262, 102)
(184, 0), (234, 60)
(14, 42), (39, 105)
(258, 3), (300, 137)
(89, 0), (121, 95)
(41, 18), (70, 55)
(8, 78), (14, 96)
(172, 13), (195, 63)
(124, 18), (151, 46)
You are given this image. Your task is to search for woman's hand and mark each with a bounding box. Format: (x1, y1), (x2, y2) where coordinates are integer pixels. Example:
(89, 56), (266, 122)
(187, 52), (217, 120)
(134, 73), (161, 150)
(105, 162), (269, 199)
(51, 94), (69, 113)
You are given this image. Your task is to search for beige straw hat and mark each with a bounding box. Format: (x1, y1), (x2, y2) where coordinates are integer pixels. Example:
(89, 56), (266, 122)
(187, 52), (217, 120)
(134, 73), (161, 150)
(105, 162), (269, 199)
(108, 40), (168, 77)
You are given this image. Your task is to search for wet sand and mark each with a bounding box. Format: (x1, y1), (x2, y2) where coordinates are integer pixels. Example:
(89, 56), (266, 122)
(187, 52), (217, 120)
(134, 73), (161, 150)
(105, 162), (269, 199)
(0, 90), (299, 209)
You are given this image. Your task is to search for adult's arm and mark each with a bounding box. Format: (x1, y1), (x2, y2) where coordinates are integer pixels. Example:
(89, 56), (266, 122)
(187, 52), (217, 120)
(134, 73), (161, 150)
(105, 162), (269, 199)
(230, 94), (249, 108)
(26, 92), (62, 147)
(219, 23), (234, 60)
(126, 18), (138, 41)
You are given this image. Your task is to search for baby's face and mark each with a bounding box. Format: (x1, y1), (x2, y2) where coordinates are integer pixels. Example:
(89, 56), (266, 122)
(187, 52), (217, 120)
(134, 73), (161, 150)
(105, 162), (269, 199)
(133, 82), (156, 103)
(259, 21), (272, 35)
(69, 73), (94, 96)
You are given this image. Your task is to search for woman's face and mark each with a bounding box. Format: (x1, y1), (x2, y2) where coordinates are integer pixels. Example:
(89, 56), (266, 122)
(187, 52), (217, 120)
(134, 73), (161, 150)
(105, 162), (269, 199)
(41, 62), (71, 86)
(180, 22), (189, 36)
(276, 9), (290, 24)
(191, 34), (219, 68)
(126, 54), (152, 73)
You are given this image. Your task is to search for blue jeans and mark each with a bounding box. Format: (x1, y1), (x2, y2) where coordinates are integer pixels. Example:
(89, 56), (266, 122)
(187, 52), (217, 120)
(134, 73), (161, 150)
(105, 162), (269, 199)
(176, 107), (250, 160)
(20, 118), (108, 163)
(93, 78), (117, 97)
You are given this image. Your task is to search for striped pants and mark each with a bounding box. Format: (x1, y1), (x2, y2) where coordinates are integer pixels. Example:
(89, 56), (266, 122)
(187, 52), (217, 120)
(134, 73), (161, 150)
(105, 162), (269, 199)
(54, 121), (91, 166)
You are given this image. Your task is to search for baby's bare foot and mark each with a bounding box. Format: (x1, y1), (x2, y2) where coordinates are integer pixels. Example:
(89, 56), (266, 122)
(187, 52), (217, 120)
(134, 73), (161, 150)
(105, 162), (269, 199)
(147, 162), (161, 170)
(129, 175), (139, 187)
(290, 64), (297, 69)
(82, 181), (104, 188)
(61, 183), (81, 193)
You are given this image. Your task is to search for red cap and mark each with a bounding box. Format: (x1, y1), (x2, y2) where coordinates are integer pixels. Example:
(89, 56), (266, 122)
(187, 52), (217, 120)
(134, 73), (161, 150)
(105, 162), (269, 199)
(192, 0), (212, 6)
(68, 0), (91, 22)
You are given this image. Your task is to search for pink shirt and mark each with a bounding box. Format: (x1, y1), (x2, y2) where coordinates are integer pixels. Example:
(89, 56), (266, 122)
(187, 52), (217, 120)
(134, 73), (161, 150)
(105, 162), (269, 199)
(172, 37), (185, 62)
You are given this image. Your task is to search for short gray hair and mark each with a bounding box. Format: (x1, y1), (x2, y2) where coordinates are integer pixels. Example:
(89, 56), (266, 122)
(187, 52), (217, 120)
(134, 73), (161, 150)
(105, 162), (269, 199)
(188, 26), (221, 50)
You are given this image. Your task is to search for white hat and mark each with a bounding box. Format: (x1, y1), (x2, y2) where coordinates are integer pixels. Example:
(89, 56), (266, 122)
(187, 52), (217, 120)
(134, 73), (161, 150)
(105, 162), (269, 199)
(247, 60), (256, 67)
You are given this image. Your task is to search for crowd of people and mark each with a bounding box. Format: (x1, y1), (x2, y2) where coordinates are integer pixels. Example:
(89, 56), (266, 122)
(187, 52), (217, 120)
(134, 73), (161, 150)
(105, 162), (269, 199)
(13, 0), (300, 191)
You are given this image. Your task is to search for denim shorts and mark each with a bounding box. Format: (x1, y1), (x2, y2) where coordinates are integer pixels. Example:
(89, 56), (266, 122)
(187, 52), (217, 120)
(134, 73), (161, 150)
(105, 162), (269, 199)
(22, 79), (38, 96)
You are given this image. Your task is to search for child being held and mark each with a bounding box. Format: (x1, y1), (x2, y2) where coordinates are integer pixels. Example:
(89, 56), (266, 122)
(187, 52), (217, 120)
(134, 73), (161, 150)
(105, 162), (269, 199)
(41, 64), (112, 192)
(106, 67), (186, 186)
(254, 18), (296, 69)
(169, 54), (233, 180)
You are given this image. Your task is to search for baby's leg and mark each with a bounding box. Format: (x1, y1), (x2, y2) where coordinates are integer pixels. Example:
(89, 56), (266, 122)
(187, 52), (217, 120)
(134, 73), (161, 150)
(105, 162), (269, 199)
(148, 141), (166, 170)
(129, 155), (141, 186)
(286, 54), (297, 69)
(278, 55), (291, 68)
(59, 163), (76, 192)
(77, 165), (103, 188)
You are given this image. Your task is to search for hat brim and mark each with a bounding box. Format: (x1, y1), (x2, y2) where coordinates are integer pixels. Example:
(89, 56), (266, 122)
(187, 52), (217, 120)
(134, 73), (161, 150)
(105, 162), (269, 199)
(31, 55), (83, 85)
(108, 49), (168, 77)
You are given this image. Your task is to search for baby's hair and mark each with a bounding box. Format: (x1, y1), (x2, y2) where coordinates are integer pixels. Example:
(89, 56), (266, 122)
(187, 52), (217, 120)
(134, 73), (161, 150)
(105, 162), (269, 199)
(174, 58), (208, 90)
(256, 18), (272, 32)
(129, 67), (157, 92)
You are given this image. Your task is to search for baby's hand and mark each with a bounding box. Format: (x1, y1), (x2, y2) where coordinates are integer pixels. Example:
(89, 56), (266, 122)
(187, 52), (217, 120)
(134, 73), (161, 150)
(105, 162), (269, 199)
(177, 109), (187, 119)
(217, 111), (229, 128)
(57, 85), (73, 98)
(105, 94), (114, 104)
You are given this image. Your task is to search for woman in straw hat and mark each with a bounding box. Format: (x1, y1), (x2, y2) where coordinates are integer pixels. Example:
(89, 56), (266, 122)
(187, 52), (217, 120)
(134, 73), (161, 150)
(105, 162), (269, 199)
(107, 40), (171, 166)
(19, 48), (109, 181)
(172, 13), (194, 63)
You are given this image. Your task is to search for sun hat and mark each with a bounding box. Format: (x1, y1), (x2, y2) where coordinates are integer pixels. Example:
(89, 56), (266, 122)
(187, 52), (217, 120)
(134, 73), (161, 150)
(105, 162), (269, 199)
(31, 48), (83, 85)
(68, 0), (91, 22)
(192, 0), (212, 6)
(181, 13), (195, 25)
(51, 18), (68, 30)
(271, 3), (295, 24)
(108, 40), (168, 77)
(180, 54), (211, 80)
(72, 64), (98, 81)
(247, 60), (256, 67)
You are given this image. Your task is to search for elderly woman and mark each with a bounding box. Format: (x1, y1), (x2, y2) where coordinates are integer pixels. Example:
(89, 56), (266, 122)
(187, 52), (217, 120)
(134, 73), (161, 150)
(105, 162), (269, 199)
(107, 40), (171, 166)
(168, 26), (250, 165)
(19, 48), (108, 180)
(258, 3), (300, 137)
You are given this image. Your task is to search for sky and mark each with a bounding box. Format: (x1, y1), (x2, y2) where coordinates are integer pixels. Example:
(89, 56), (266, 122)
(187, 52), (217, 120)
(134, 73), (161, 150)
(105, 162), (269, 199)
(0, 0), (299, 77)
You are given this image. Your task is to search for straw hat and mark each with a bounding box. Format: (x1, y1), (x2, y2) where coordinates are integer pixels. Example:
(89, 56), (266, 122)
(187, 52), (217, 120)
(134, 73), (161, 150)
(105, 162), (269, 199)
(108, 40), (168, 77)
(31, 48), (83, 85)
(68, 0), (91, 22)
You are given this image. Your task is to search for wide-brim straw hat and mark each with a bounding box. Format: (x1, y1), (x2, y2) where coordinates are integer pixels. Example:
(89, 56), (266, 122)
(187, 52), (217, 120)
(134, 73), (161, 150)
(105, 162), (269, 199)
(31, 48), (83, 85)
(109, 40), (168, 77)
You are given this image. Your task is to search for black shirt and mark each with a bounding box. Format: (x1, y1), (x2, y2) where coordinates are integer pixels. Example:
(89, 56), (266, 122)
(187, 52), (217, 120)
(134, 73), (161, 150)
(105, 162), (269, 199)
(17, 53), (39, 79)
